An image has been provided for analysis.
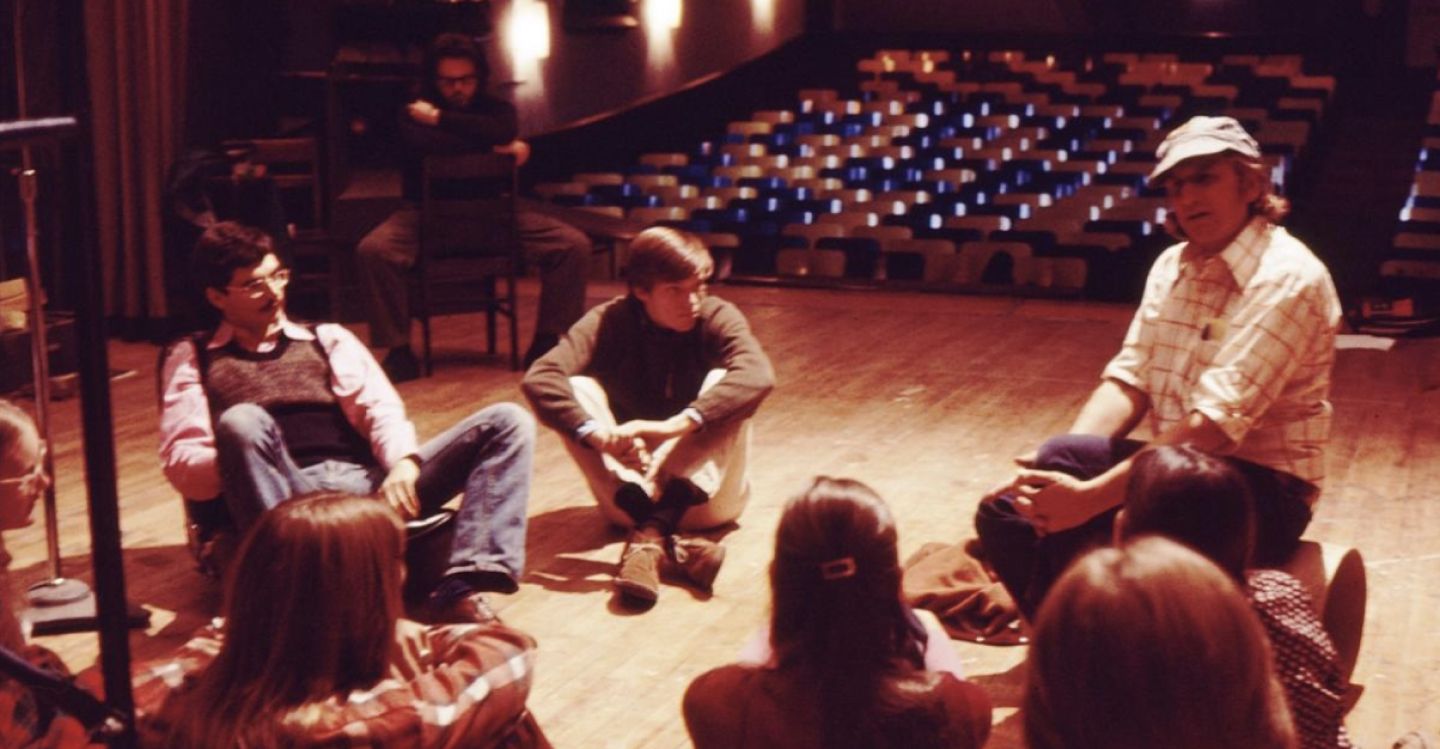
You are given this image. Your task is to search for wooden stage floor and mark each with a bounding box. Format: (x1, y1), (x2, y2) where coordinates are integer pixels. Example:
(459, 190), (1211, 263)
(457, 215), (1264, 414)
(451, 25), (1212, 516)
(7, 279), (1439, 748)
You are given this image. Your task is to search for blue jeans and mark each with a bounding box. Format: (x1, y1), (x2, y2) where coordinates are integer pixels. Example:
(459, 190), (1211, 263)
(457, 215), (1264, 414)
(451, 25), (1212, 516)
(973, 434), (1314, 620)
(215, 402), (535, 587)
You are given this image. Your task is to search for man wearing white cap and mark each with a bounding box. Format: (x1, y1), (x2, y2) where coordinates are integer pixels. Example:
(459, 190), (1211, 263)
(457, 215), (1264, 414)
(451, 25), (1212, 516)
(974, 116), (1343, 618)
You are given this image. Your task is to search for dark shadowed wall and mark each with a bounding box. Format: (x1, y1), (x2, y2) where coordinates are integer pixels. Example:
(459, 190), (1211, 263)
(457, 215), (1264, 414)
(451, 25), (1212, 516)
(494, 0), (808, 136)
(269, 0), (807, 139)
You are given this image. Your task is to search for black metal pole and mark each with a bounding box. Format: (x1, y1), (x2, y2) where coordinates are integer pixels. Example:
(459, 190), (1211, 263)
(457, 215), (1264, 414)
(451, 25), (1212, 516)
(68, 141), (137, 747)
(59, 0), (137, 744)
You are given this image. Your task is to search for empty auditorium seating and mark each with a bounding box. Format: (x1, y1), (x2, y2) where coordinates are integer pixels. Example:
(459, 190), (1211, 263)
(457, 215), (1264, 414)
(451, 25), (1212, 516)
(531, 46), (1334, 299)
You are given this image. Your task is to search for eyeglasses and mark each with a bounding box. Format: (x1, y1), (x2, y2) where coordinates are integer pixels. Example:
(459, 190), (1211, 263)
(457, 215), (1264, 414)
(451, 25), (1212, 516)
(0, 445), (47, 494)
(436, 74), (478, 86)
(227, 268), (291, 298)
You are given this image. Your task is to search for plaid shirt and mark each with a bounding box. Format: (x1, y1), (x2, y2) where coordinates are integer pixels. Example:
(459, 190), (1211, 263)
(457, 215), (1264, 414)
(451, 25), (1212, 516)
(132, 621), (536, 748)
(0, 644), (89, 748)
(0, 563), (89, 749)
(1247, 570), (1353, 749)
(1102, 218), (1341, 490)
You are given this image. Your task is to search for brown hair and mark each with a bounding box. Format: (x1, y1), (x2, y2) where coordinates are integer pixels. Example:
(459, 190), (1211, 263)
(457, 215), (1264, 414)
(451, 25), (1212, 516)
(1160, 153), (1291, 240)
(1122, 445), (1255, 581)
(163, 492), (406, 748)
(769, 476), (951, 749)
(191, 221), (277, 292)
(1023, 537), (1296, 749)
(624, 226), (713, 291)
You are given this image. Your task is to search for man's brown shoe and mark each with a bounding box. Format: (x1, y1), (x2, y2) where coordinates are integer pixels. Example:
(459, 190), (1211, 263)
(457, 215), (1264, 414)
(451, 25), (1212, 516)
(614, 528), (665, 604)
(665, 535), (726, 592)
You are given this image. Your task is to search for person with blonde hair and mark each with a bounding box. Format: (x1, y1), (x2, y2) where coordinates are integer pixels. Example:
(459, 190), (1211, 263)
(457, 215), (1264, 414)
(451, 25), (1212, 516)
(133, 491), (546, 748)
(0, 399), (88, 746)
(684, 477), (991, 749)
(523, 226), (774, 607)
(1024, 536), (1296, 749)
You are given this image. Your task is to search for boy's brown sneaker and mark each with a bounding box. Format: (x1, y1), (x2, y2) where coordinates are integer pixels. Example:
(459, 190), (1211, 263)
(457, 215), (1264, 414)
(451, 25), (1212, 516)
(614, 527), (665, 604)
(665, 535), (726, 592)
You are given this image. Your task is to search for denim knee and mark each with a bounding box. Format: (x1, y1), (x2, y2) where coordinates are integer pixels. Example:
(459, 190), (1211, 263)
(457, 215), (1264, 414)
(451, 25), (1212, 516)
(1034, 433), (1107, 471)
(483, 402), (536, 442)
(469, 400), (538, 440)
(975, 491), (1023, 527)
(214, 403), (276, 448)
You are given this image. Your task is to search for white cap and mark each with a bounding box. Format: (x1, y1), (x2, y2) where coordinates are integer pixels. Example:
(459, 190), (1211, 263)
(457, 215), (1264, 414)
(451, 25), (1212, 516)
(1149, 116), (1261, 183)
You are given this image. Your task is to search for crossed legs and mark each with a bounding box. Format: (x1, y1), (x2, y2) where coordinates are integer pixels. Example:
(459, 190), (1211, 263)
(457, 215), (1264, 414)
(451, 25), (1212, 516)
(556, 373), (750, 604)
(974, 433), (1314, 620)
(214, 402), (534, 609)
(561, 373), (750, 532)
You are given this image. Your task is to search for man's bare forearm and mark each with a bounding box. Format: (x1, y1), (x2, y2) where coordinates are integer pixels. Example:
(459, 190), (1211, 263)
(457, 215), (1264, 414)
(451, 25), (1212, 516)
(1068, 378), (1148, 438)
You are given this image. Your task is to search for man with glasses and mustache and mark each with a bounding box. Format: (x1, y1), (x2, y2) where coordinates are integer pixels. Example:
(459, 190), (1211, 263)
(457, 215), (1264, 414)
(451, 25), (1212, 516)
(356, 32), (592, 380)
(159, 221), (536, 624)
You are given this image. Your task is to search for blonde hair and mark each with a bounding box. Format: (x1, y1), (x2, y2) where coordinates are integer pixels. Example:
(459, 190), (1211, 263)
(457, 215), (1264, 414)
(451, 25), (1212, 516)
(1236, 156), (1292, 224)
(0, 398), (33, 468)
(0, 399), (36, 652)
(1161, 153), (1291, 240)
(1023, 537), (1296, 749)
(163, 492), (406, 748)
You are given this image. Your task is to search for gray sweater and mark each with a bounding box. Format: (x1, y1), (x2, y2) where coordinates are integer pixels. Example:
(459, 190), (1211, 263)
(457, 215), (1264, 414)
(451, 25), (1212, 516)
(522, 295), (775, 436)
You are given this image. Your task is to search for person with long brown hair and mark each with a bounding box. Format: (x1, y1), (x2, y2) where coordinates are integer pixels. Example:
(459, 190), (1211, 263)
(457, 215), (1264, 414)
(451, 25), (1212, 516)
(1119, 445), (1353, 749)
(133, 491), (546, 748)
(1024, 536), (1296, 749)
(683, 477), (990, 749)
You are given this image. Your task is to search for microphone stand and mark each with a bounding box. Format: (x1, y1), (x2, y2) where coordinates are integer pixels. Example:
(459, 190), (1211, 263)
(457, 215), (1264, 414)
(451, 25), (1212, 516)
(16, 166), (92, 612)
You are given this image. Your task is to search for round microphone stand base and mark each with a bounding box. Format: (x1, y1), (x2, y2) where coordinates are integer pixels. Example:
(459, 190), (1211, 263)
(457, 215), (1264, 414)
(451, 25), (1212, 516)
(25, 577), (92, 606)
(21, 578), (150, 637)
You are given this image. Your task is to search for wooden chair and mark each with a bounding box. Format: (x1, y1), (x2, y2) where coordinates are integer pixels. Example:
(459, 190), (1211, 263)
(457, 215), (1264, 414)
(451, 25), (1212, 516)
(219, 137), (342, 319)
(415, 153), (522, 373)
(221, 137), (326, 232)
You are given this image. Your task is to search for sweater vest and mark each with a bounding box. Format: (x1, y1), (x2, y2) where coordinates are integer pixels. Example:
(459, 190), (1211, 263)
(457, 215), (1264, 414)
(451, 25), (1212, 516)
(202, 334), (373, 468)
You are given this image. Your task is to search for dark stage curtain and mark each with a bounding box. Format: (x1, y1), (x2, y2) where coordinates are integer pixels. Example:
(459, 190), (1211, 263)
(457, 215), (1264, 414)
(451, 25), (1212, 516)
(84, 0), (188, 337)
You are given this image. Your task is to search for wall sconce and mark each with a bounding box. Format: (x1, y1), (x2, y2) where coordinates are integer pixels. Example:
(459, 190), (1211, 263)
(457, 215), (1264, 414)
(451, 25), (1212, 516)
(751, 0), (775, 35)
(507, 0), (552, 67)
(644, 0), (682, 31)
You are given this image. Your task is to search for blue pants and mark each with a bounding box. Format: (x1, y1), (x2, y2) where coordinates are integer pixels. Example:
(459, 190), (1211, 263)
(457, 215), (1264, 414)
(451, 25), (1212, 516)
(215, 402), (534, 588)
(974, 434), (1314, 620)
